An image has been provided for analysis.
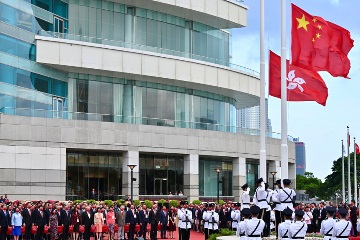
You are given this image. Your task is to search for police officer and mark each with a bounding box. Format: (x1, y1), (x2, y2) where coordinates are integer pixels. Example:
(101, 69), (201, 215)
(320, 206), (336, 240)
(277, 207), (292, 239)
(274, 179), (296, 214)
(236, 208), (250, 240)
(240, 183), (251, 211)
(272, 179), (282, 235)
(245, 206), (265, 240)
(230, 203), (241, 231)
(178, 201), (192, 240)
(205, 203), (219, 235)
(202, 203), (209, 240)
(177, 202), (183, 240)
(253, 178), (270, 236)
(332, 207), (352, 239)
(289, 209), (307, 239)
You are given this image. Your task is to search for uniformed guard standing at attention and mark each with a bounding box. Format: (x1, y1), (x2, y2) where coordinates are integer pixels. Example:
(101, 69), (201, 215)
(245, 206), (265, 240)
(236, 208), (250, 240)
(289, 209), (307, 240)
(332, 207), (352, 239)
(277, 207), (293, 239)
(205, 203), (219, 236)
(274, 179), (296, 215)
(230, 203), (241, 231)
(202, 203), (209, 240)
(320, 206), (336, 240)
(178, 201), (192, 240)
(240, 183), (251, 211)
(177, 201), (183, 240)
(272, 179), (282, 235)
(253, 178), (270, 237)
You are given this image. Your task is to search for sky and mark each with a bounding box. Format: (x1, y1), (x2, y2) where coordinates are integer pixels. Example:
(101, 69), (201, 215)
(231, 0), (360, 181)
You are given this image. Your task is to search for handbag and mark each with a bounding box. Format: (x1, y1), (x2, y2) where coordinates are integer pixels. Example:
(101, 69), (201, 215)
(90, 225), (96, 233)
(79, 225), (85, 233)
(31, 226), (38, 235)
(69, 225), (74, 234)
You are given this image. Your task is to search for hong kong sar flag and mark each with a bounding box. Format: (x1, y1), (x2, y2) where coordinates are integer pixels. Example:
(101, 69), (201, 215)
(269, 51), (328, 106)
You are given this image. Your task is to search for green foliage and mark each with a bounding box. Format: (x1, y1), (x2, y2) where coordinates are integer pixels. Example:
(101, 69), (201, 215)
(169, 200), (179, 208)
(86, 199), (98, 205)
(208, 228), (235, 240)
(73, 200), (83, 205)
(116, 199), (125, 206)
(216, 200), (225, 205)
(192, 200), (201, 205)
(144, 200), (153, 209)
(296, 172), (322, 198)
(103, 200), (114, 207)
(208, 233), (220, 240)
(157, 199), (167, 204)
(133, 199), (141, 207)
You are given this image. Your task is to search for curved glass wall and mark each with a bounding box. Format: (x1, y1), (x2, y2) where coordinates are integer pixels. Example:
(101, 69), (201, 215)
(69, 73), (237, 132)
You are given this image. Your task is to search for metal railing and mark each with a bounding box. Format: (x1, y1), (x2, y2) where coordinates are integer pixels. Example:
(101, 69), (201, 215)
(37, 31), (260, 77)
(0, 107), (294, 141)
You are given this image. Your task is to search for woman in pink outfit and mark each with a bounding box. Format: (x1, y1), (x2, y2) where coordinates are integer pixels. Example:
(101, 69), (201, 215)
(106, 207), (116, 240)
(94, 208), (104, 240)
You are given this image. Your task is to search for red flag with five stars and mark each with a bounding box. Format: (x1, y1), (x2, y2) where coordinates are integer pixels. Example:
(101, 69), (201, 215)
(269, 51), (328, 106)
(291, 4), (354, 78)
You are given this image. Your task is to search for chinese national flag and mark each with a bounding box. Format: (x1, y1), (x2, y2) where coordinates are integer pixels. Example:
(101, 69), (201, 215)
(356, 143), (360, 154)
(269, 51), (328, 106)
(291, 4), (354, 78)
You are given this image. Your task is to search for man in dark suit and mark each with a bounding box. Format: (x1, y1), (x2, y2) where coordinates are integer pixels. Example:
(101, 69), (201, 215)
(149, 204), (160, 240)
(61, 205), (72, 240)
(125, 204), (138, 240)
(350, 200), (358, 236)
(218, 205), (227, 229)
(56, 206), (63, 226)
(311, 203), (319, 233)
(81, 207), (93, 240)
(138, 205), (148, 239)
(34, 206), (46, 240)
(160, 206), (168, 239)
(22, 204), (33, 240)
(0, 205), (11, 240)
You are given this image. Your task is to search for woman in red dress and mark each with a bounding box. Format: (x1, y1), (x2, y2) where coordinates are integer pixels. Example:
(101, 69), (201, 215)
(71, 206), (81, 240)
(167, 207), (176, 239)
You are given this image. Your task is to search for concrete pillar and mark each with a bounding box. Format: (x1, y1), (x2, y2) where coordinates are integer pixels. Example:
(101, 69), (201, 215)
(267, 160), (281, 189)
(122, 151), (139, 200)
(233, 157), (246, 202)
(289, 162), (296, 188)
(183, 154), (199, 202)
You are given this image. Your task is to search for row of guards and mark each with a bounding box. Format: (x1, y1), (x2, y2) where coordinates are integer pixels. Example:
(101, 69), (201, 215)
(0, 224), (161, 235)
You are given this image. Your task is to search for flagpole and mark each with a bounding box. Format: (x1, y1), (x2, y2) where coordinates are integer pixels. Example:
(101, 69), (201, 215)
(342, 140), (345, 203)
(259, 0), (267, 181)
(280, 0), (288, 180)
(348, 126), (351, 202)
(354, 137), (357, 205)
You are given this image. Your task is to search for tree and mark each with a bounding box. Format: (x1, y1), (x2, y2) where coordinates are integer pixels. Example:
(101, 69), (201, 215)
(296, 171), (322, 198)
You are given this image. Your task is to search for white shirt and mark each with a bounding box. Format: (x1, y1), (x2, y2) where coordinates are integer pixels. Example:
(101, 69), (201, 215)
(278, 219), (291, 239)
(303, 211), (313, 225)
(207, 211), (219, 230)
(178, 208), (192, 229)
(203, 210), (209, 229)
(271, 188), (282, 211)
(230, 209), (241, 228)
(289, 221), (307, 239)
(276, 187), (296, 211)
(236, 219), (249, 240)
(253, 183), (269, 209)
(320, 217), (336, 240)
(241, 188), (251, 210)
(332, 219), (352, 239)
(266, 189), (273, 211)
(245, 218), (265, 240)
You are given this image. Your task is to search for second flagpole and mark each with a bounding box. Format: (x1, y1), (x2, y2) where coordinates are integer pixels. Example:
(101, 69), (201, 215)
(355, 137), (357, 204)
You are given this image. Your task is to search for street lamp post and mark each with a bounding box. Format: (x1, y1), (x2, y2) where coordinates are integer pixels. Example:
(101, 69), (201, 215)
(270, 171), (277, 190)
(128, 164), (137, 202)
(216, 168), (222, 204)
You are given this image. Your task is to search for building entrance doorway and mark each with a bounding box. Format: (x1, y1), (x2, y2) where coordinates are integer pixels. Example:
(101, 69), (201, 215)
(154, 178), (168, 195)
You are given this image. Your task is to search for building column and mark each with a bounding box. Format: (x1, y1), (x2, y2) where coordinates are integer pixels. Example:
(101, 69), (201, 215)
(122, 151), (139, 200)
(183, 154), (199, 202)
(267, 160), (281, 188)
(233, 157), (246, 202)
(289, 162), (296, 187)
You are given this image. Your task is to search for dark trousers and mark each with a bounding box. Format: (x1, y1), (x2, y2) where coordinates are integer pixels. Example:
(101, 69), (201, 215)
(140, 223), (147, 239)
(274, 210), (281, 237)
(63, 225), (69, 240)
(0, 225), (7, 240)
(178, 227), (181, 240)
(160, 223), (167, 238)
(257, 208), (270, 237)
(128, 224), (135, 240)
(352, 220), (358, 236)
(83, 225), (91, 240)
(204, 228), (208, 240)
(24, 224), (33, 240)
(36, 226), (44, 240)
(180, 229), (190, 240)
(150, 223), (158, 240)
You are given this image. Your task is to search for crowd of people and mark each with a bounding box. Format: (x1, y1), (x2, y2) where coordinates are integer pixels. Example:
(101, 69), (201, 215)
(1, 178), (360, 240)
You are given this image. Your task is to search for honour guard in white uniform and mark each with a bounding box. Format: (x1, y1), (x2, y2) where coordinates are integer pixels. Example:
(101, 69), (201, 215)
(202, 203), (209, 240)
(230, 203), (241, 231)
(272, 179), (283, 236)
(177, 201), (183, 240)
(245, 206), (265, 240)
(241, 183), (251, 211)
(320, 206), (336, 240)
(178, 201), (192, 240)
(289, 209), (307, 240)
(273, 179), (296, 212)
(332, 207), (352, 240)
(204, 203), (219, 235)
(236, 208), (250, 240)
(253, 178), (270, 237)
(277, 207), (293, 239)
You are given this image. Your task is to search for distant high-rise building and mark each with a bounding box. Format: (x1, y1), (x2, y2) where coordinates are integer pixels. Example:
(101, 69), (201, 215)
(295, 141), (306, 176)
(236, 98), (272, 133)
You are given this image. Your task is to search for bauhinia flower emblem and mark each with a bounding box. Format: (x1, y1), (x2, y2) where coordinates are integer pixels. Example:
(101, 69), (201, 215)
(287, 70), (306, 92)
